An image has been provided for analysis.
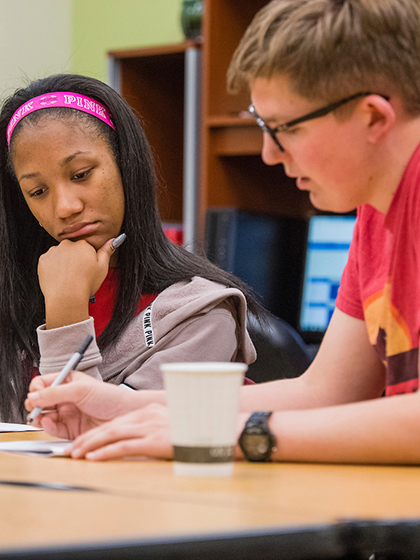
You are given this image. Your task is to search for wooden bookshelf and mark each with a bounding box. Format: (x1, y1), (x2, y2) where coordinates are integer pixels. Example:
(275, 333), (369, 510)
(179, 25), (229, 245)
(198, 0), (313, 240)
(108, 41), (200, 225)
(108, 0), (313, 246)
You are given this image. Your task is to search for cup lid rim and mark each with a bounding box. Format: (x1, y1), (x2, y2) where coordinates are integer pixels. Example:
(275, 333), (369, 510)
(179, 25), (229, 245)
(160, 362), (248, 373)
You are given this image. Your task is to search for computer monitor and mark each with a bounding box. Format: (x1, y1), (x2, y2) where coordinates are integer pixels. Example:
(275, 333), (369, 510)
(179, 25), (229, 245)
(299, 214), (356, 344)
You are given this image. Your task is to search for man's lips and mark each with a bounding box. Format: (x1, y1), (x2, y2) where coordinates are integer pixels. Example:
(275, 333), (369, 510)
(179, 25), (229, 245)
(284, 169), (309, 189)
(296, 177), (310, 190)
(60, 222), (99, 239)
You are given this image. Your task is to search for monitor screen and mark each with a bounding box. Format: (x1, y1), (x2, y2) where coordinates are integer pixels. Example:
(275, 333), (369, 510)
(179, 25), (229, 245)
(299, 215), (356, 340)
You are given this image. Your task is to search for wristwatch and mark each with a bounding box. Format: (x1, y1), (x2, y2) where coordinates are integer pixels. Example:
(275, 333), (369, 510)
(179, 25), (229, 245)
(238, 411), (277, 462)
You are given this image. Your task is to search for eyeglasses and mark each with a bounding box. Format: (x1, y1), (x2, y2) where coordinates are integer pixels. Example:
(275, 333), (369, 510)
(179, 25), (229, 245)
(249, 92), (388, 152)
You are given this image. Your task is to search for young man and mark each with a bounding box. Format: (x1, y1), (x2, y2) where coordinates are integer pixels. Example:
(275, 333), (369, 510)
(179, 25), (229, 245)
(26, 0), (420, 464)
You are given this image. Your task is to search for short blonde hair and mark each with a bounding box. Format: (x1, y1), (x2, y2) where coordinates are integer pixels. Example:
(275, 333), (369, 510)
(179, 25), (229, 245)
(227, 0), (420, 114)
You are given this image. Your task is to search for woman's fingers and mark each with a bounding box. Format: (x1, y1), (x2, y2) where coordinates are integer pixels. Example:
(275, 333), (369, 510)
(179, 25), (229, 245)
(25, 371), (153, 443)
(28, 373), (60, 393)
(96, 237), (118, 266)
(38, 413), (70, 439)
(26, 380), (93, 411)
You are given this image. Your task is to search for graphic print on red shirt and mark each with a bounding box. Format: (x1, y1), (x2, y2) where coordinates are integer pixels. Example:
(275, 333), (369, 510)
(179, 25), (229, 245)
(336, 143), (420, 396)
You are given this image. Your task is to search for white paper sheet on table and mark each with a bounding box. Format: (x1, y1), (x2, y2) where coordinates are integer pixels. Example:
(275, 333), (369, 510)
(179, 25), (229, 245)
(0, 439), (71, 457)
(0, 422), (42, 432)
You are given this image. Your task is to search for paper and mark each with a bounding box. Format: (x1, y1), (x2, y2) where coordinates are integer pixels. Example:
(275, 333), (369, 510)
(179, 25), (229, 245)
(0, 439), (71, 457)
(0, 422), (42, 433)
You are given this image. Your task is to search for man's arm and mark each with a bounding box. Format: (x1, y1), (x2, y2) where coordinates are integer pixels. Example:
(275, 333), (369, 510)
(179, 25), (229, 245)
(264, 390), (420, 464)
(240, 308), (386, 411)
(236, 308), (420, 464)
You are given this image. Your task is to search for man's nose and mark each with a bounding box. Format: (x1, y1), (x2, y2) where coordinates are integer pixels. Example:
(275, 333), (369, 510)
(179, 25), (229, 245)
(261, 134), (287, 166)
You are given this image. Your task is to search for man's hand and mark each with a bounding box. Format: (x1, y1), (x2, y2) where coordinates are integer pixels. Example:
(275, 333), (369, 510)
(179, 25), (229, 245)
(69, 404), (173, 461)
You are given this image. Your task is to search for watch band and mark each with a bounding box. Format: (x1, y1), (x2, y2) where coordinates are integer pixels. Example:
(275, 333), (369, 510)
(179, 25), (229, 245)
(247, 411), (273, 424)
(238, 411), (277, 462)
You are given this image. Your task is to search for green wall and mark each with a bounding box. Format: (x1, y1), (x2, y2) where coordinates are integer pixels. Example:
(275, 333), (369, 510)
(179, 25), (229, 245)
(71, 0), (185, 82)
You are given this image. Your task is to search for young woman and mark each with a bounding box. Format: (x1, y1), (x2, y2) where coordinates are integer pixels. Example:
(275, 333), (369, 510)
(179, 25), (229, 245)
(0, 73), (260, 422)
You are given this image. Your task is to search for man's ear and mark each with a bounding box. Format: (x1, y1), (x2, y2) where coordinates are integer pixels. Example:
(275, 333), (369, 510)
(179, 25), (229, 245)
(362, 95), (395, 144)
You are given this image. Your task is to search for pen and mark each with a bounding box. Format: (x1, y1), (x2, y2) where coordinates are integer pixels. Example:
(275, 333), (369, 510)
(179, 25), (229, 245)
(89, 233), (126, 303)
(28, 334), (93, 423)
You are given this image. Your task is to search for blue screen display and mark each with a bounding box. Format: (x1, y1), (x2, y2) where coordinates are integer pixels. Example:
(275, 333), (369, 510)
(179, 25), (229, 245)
(299, 215), (356, 333)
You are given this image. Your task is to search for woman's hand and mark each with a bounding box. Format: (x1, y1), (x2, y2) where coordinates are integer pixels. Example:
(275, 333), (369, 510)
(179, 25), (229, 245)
(38, 238), (116, 328)
(69, 403), (173, 461)
(25, 371), (141, 439)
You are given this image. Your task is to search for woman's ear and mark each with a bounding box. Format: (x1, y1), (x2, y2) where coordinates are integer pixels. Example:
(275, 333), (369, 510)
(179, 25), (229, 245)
(362, 94), (395, 144)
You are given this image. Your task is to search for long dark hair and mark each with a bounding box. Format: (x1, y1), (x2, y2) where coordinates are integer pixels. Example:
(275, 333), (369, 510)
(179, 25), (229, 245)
(0, 73), (262, 421)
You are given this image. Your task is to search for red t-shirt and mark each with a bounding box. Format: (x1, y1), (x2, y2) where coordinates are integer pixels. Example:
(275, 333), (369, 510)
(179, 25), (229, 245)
(89, 268), (157, 337)
(336, 142), (420, 395)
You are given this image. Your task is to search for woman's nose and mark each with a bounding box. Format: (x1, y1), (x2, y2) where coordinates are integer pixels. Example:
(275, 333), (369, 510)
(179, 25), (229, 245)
(54, 187), (84, 219)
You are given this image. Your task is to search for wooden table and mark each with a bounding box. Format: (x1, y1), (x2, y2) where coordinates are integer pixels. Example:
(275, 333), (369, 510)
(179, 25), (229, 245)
(0, 431), (420, 559)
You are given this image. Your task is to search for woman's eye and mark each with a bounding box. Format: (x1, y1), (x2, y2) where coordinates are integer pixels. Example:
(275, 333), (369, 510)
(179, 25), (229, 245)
(72, 168), (92, 181)
(29, 188), (46, 198)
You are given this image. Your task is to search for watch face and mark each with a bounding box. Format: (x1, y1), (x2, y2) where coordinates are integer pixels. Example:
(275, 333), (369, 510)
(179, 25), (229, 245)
(241, 434), (270, 460)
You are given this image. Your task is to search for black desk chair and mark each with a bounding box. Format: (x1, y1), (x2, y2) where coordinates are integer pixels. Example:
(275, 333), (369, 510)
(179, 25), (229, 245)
(246, 313), (316, 383)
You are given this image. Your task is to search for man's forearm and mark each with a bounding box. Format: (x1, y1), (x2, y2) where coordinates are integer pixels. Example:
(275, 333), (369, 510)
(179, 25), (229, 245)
(239, 370), (350, 413)
(239, 375), (321, 412)
(269, 392), (420, 464)
(129, 388), (167, 410)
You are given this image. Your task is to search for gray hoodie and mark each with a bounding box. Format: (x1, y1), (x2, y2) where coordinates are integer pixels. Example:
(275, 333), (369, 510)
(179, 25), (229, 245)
(37, 276), (256, 389)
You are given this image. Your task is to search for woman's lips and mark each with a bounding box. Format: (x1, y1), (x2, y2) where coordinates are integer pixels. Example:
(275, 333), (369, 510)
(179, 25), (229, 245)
(60, 222), (99, 239)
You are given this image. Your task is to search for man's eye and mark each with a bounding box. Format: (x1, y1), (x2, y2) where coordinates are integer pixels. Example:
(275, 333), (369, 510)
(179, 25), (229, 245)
(281, 126), (299, 135)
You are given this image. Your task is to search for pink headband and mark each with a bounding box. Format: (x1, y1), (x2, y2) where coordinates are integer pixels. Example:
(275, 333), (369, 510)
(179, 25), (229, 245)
(6, 92), (115, 145)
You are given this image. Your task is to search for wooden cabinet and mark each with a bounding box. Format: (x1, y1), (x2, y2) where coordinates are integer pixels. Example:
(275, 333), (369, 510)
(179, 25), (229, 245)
(109, 0), (313, 248)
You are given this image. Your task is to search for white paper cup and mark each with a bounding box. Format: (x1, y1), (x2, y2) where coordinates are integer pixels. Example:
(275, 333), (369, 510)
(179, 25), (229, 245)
(160, 362), (247, 476)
